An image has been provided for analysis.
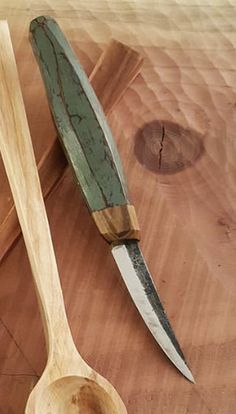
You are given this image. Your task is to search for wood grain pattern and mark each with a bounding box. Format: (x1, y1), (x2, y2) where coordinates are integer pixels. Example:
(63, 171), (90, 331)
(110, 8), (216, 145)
(89, 39), (143, 114)
(0, 1), (236, 413)
(0, 20), (126, 414)
(0, 35), (142, 262)
(92, 204), (140, 242)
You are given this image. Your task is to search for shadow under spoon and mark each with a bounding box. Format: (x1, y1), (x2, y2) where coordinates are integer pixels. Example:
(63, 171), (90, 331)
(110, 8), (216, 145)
(0, 20), (127, 414)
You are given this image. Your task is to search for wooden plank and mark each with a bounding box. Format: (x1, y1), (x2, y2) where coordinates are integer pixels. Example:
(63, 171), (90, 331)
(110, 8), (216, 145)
(90, 39), (143, 114)
(0, 375), (38, 414)
(0, 36), (143, 261)
(0, 318), (37, 377)
(0, 1), (236, 413)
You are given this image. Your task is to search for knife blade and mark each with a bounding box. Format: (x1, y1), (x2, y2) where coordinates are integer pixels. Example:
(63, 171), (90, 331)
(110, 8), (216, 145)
(29, 16), (194, 382)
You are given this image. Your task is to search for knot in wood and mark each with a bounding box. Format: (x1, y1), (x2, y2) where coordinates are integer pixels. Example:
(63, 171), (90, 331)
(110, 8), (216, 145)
(134, 120), (204, 174)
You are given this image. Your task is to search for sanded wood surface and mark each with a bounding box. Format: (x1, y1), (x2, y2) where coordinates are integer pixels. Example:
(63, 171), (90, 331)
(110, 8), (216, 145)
(0, 1), (236, 413)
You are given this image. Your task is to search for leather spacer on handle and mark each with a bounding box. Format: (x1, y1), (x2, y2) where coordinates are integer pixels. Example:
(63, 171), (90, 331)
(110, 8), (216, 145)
(92, 204), (140, 243)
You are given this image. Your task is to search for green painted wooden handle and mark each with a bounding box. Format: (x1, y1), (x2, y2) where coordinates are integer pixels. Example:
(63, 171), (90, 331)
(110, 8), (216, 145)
(29, 16), (129, 212)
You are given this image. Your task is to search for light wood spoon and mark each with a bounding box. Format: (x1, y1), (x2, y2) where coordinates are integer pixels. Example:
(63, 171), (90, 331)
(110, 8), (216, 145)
(0, 20), (127, 414)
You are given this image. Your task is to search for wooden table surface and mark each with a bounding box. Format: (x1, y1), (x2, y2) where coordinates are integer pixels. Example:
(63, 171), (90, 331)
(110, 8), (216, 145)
(0, 1), (236, 413)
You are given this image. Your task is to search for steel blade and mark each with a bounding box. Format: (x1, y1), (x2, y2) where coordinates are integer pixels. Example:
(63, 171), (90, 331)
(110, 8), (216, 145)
(112, 240), (194, 382)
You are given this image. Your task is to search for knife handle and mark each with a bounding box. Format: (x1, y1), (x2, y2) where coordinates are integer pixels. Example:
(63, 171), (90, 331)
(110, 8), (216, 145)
(30, 16), (140, 242)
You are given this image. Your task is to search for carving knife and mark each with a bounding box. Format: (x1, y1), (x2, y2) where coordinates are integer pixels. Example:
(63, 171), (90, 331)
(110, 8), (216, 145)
(30, 16), (194, 382)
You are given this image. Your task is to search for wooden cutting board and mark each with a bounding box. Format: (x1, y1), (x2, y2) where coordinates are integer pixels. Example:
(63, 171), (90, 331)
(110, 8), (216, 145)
(0, 1), (236, 413)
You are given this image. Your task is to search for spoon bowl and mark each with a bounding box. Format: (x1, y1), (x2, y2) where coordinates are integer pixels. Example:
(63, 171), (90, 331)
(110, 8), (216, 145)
(37, 376), (121, 413)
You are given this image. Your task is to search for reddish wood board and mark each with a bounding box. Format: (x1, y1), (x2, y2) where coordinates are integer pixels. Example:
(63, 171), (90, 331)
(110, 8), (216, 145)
(0, 1), (236, 413)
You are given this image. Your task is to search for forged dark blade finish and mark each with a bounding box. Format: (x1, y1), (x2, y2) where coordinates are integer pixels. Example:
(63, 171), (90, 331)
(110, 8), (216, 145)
(112, 241), (194, 382)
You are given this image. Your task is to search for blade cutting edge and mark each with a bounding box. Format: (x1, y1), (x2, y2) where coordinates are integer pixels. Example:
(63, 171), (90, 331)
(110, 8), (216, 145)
(111, 241), (194, 382)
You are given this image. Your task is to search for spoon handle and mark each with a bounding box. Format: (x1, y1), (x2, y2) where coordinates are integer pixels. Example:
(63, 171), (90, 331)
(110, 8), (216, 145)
(0, 21), (74, 356)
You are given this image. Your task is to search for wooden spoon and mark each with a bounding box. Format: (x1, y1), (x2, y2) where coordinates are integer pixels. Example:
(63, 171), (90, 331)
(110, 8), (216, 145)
(0, 20), (127, 414)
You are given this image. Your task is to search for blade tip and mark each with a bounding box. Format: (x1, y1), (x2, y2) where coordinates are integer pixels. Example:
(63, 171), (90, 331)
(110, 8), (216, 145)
(184, 368), (195, 383)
